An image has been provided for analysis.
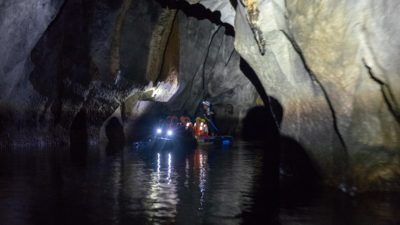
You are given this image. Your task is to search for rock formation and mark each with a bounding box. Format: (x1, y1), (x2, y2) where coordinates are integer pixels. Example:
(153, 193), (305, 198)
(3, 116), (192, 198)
(188, 0), (400, 191)
(0, 0), (258, 147)
(1, 0), (399, 192)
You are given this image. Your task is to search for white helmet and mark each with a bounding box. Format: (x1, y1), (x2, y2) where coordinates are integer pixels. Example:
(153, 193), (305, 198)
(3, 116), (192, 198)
(202, 100), (210, 106)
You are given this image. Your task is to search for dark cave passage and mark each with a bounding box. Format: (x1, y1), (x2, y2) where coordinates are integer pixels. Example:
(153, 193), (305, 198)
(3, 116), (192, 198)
(0, 0), (399, 224)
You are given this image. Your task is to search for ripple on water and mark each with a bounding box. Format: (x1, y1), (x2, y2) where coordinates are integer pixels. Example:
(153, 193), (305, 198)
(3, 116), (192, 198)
(0, 143), (399, 225)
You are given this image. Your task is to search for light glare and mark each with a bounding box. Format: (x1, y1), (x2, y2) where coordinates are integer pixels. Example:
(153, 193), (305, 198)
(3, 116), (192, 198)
(167, 129), (173, 136)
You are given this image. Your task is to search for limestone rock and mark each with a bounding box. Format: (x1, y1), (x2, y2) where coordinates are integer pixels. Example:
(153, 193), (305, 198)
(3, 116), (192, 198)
(0, 0), (65, 146)
(168, 11), (258, 135)
(0, 0), (167, 146)
(235, 1), (345, 187)
(0, 0), (257, 146)
(191, 0), (400, 191)
(284, 0), (400, 191)
(0, 0), (64, 105)
(185, 0), (236, 26)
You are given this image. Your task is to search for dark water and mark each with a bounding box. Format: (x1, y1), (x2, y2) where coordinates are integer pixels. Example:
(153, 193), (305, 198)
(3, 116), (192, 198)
(0, 142), (399, 225)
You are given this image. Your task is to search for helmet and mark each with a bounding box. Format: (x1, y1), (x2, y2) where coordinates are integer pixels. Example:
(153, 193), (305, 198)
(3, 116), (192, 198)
(202, 100), (210, 106)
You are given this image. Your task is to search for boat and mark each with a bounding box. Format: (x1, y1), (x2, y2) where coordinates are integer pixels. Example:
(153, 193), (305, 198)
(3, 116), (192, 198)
(134, 119), (196, 151)
(192, 117), (233, 146)
(196, 135), (233, 146)
(133, 116), (232, 151)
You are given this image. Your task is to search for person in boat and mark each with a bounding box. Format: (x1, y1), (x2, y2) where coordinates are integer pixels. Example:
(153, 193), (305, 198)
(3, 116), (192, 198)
(179, 110), (192, 129)
(180, 116), (193, 132)
(196, 100), (218, 136)
(194, 117), (208, 137)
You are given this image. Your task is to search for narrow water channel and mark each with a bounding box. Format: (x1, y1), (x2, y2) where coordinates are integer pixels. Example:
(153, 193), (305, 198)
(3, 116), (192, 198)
(0, 142), (399, 225)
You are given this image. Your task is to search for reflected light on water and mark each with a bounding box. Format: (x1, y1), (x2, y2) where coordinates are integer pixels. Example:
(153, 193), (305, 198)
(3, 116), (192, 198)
(168, 153), (171, 184)
(146, 152), (178, 224)
(185, 158), (189, 188)
(1, 143), (397, 225)
(157, 153), (160, 180)
(198, 150), (208, 210)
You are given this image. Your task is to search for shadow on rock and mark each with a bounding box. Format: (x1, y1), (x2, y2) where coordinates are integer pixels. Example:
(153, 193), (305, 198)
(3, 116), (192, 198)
(241, 106), (281, 143)
(240, 57), (282, 143)
(239, 65), (321, 224)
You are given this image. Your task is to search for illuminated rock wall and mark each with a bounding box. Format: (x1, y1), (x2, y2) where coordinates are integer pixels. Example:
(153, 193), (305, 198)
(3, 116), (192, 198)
(168, 9), (258, 135)
(120, 6), (259, 140)
(189, 0), (400, 191)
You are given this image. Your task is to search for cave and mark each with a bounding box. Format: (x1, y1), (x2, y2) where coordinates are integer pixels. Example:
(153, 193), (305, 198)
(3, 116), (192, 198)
(0, 0), (400, 224)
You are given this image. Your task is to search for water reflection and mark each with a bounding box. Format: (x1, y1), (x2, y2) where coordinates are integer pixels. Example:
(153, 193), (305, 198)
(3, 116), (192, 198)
(168, 153), (172, 184)
(0, 143), (399, 225)
(196, 149), (208, 210)
(185, 158), (189, 188)
(145, 152), (178, 224)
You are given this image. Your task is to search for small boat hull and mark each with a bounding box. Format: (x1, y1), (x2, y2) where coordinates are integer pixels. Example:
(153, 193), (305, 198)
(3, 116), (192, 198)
(196, 136), (233, 146)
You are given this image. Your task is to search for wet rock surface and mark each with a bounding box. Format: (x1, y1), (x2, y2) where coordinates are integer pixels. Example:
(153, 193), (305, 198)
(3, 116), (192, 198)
(192, 0), (400, 191)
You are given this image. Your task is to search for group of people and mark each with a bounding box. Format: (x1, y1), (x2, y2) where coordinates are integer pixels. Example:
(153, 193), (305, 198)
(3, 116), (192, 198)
(195, 100), (218, 137)
(169, 100), (218, 138)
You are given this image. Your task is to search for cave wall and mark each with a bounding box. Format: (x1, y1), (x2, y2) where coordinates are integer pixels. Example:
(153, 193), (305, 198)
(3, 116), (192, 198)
(234, 0), (346, 188)
(189, 0), (400, 191)
(0, 0), (64, 106)
(0, 0), (166, 147)
(0, 0), (258, 147)
(284, 0), (400, 191)
(3, 0), (397, 192)
(0, 0), (65, 147)
(120, 4), (259, 140)
(168, 8), (258, 135)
